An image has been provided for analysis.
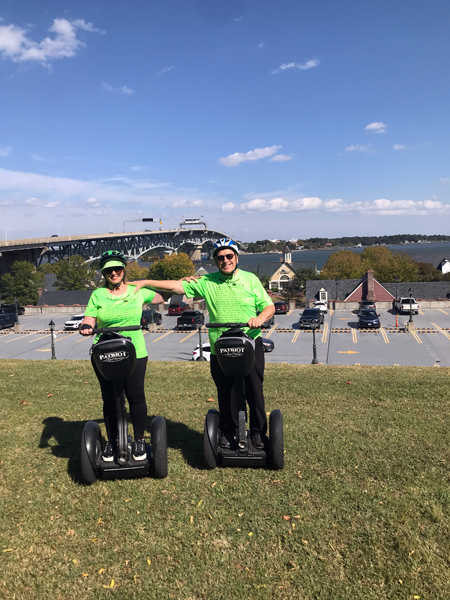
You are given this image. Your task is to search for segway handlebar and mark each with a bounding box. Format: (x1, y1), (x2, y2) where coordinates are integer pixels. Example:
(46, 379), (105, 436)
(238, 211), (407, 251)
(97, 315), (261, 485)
(87, 325), (142, 334)
(206, 322), (249, 329)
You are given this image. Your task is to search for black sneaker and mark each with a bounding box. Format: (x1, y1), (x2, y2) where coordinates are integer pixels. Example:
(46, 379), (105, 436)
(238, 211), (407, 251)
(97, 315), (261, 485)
(251, 433), (265, 450)
(220, 433), (233, 449)
(133, 439), (147, 461)
(102, 440), (115, 462)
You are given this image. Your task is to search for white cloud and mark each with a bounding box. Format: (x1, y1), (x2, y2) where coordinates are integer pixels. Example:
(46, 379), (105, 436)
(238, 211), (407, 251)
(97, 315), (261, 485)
(271, 59), (319, 74)
(169, 199), (204, 208)
(102, 82), (135, 95)
(439, 177), (450, 184)
(86, 197), (100, 207)
(159, 66), (174, 75)
(270, 154), (292, 162)
(0, 18), (104, 64)
(0, 146), (12, 157)
(345, 144), (373, 153)
(221, 196), (450, 216)
(219, 145), (281, 166)
(258, 42), (264, 49)
(393, 144), (406, 150)
(44, 201), (61, 209)
(25, 197), (40, 206)
(365, 122), (387, 134)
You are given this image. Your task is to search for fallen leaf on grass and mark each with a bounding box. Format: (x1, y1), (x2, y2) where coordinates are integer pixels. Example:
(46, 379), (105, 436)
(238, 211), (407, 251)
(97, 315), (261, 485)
(72, 559), (79, 564)
(82, 573), (89, 577)
(125, 498), (132, 502)
(197, 499), (203, 507)
(238, 513), (244, 518)
(47, 394), (53, 397)
(346, 381), (351, 385)
(211, 482), (217, 488)
(302, 540), (308, 544)
(3, 549), (13, 552)
(207, 398), (215, 402)
(283, 516), (291, 521)
(91, 538), (98, 542)
(134, 574), (140, 583)
(98, 568), (106, 575)
(20, 401), (30, 405)
(147, 558), (151, 565)
(103, 579), (115, 588)
(289, 561), (297, 570)
(190, 516), (194, 523)
(248, 532), (253, 536)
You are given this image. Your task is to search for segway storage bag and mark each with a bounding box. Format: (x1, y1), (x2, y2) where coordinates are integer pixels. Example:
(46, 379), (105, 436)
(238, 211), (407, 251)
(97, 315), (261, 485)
(215, 330), (255, 377)
(91, 333), (136, 381)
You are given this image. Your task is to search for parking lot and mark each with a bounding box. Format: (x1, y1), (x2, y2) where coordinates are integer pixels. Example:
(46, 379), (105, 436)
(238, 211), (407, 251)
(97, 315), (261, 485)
(1, 307), (450, 366)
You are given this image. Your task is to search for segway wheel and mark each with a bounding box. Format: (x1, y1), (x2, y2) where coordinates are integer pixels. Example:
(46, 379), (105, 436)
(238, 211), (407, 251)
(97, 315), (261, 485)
(81, 421), (102, 485)
(204, 409), (220, 469)
(269, 409), (284, 470)
(151, 416), (168, 479)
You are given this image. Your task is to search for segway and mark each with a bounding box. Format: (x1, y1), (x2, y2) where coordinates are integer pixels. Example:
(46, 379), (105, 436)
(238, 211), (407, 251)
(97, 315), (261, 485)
(81, 326), (168, 484)
(203, 323), (284, 470)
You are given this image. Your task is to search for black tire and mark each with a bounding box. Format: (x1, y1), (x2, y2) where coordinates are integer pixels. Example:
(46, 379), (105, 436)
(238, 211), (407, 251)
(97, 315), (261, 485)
(151, 416), (168, 479)
(269, 409), (284, 470)
(81, 421), (102, 485)
(204, 409), (220, 469)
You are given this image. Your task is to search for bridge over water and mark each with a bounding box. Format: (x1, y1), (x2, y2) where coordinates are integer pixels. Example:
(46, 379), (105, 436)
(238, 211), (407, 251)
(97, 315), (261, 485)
(0, 226), (231, 275)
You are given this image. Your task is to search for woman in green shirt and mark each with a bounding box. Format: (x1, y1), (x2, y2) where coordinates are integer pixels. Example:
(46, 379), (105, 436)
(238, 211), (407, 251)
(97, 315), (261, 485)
(80, 251), (166, 463)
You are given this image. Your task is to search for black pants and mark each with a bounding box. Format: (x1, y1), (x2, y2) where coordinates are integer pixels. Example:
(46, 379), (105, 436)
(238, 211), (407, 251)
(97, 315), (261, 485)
(210, 337), (267, 436)
(91, 355), (148, 442)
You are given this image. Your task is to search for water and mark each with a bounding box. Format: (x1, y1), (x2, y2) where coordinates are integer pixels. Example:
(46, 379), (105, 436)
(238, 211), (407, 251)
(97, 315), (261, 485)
(236, 242), (450, 271)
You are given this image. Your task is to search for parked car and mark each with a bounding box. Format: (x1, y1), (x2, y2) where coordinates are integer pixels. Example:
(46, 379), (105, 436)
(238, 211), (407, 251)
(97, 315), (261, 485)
(141, 309), (162, 327)
(177, 310), (205, 329)
(192, 338), (275, 361)
(359, 299), (376, 311)
(64, 314), (85, 331)
(0, 303), (25, 315)
(313, 301), (328, 314)
(0, 312), (18, 330)
(168, 302), (189, 316)
(358, 309), (381, 329)
(394, 297), (419, 315)
(274, 301), (287, 314)
(299, 308), (324, 329)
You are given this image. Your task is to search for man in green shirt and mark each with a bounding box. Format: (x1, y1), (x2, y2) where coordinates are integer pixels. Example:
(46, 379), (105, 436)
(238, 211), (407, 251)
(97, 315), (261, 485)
(132, 238), (275, 450)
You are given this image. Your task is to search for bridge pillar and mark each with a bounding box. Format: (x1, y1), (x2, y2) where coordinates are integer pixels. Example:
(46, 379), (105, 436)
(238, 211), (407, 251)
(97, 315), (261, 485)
(188, 246), (202, 262)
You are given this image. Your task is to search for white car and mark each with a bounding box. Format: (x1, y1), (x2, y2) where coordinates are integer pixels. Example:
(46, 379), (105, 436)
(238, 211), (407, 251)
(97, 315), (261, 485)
(64, 314), (85, 331)
(192, 339), (275, 361)
(313, 301), (328, 314)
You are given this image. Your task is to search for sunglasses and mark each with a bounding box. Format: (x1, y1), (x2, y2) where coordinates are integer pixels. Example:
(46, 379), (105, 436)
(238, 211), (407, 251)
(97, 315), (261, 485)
(103, 266), (124, 275)
(216, 253), (235, 263)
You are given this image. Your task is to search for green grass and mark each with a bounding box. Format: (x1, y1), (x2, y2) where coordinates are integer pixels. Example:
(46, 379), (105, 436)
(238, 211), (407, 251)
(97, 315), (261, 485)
(1, 360), (450, 599)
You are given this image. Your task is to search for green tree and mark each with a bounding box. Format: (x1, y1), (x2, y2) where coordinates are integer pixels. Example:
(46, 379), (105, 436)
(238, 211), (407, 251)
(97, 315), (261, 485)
(148, 253), (195, 280)
(294, 267), (319, 290)
(37, 262), (58, 274)
(279, 280), (302, 303)
(320, 250), (366, 279)
(54, 256), (97, 291)
(1, 261), (45, 305)
(127, 261), (150, 280)
(252, 271), (271, 289)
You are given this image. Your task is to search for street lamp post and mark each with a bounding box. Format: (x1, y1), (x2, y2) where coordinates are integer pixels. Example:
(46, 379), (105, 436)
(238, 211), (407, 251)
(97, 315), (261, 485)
(409, 287), (414, 323)
(311, 323), (319, 365)
(49, 320), (56, 359)
(396, 277), (399, 300)
(197, 322), (206, 361)
(14, 296), (19, 326)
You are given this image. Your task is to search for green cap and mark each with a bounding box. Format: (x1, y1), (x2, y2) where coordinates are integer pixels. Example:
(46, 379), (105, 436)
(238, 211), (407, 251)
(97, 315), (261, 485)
(101, 259), (126, 272)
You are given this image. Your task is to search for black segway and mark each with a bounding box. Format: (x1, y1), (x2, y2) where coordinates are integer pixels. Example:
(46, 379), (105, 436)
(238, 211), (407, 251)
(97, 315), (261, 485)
(81, 326), (168, 484)
(203, 323), (284, 470)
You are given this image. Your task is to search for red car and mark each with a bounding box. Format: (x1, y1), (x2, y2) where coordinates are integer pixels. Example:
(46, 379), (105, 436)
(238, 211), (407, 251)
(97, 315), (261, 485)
(168, 302), (189, 316)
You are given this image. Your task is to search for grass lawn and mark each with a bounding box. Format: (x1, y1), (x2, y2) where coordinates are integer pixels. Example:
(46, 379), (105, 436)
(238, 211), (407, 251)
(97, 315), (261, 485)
(1, 360), (450, 599)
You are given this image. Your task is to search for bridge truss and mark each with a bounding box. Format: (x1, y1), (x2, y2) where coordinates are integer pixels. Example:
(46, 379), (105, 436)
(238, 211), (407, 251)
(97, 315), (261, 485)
(36, 228), (230, 266)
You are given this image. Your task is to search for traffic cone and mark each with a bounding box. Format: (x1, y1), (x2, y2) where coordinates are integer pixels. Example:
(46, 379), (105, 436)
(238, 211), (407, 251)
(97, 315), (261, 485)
(395, 314), (398, 327)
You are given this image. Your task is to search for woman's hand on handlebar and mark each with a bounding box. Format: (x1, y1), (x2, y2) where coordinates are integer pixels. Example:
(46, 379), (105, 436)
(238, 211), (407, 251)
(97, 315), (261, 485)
(79, 316), (96, 336)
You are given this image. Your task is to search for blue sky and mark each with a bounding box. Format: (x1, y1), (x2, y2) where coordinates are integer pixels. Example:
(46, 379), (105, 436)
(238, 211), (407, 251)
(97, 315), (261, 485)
(0, 0), (449, 243)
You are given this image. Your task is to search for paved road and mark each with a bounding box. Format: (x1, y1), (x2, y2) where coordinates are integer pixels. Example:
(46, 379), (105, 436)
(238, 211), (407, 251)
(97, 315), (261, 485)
(1, 308), (449, 366)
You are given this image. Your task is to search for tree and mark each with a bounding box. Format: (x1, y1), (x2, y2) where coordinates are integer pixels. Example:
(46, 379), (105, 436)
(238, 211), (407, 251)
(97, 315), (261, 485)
(37, 262), (58, 274)
(294, 267), (319, 290)
(54, 255), (97, 291)
(320, 250), (366, 279)
(126, 261), (150, 280)
(279, 280), (302, 303)
(252, 271), (271, 289)
(148, 253), (195, 280)
(1, 261), (45, 305)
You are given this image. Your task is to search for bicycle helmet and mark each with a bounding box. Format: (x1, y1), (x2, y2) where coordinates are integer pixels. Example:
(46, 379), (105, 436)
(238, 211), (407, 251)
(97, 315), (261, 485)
(212, 238), (239, 259)
(99, 250), (128, 271)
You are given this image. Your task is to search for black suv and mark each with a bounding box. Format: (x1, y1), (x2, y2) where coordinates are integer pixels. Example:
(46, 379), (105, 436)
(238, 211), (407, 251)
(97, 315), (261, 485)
(177, 310), (205, 329)
(274, 301), (287, 314)
(299, 308), (324, 329)
(0, 303), (25, 315)
(141, 309), (162, 327)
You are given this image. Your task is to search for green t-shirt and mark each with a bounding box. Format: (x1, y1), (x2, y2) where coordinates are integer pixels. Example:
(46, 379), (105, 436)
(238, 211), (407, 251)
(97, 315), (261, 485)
(85, 286), (156, 359)
(182, 270), (273, 354)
